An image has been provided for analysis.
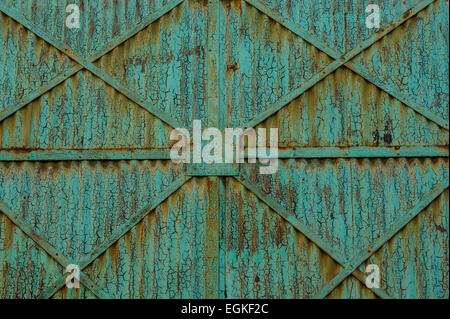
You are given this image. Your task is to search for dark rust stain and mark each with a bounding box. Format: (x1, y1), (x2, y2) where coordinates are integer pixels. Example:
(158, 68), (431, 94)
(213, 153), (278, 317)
(372, 130), (380, 146)
(7, 147), (34, 153)
(383, 132), (392, 144)
(435, 223), (447, 233)
(227, 61), (238, 72)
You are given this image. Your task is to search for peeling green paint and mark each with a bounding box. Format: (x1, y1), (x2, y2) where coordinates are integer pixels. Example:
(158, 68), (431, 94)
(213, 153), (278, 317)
(0, 0), (448, 299)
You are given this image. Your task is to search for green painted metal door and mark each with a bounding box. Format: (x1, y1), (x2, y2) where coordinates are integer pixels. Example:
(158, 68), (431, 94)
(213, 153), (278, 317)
(0, 0), (448, 299)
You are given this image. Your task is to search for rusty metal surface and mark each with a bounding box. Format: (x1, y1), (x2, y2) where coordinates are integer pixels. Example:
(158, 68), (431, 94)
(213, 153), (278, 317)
(83, 177), (219, 298)
(239, 158), (449, 263)
(0, 11), (76, 115)
(255, 67), (449, 148)
(223, 0), (333, 127)
(2, 0), (171, 58)
(0, 212), (63, 298)
(0, 160), (182, 262)
(94, 0), (208, 128)
(225, 177), (342, 298)
(257, 0), (422, 54)
(0, 70), (173, 150)
(0, 0), (448, 299)
(362, 189), (449, 298)
(352, 0), (449, 126)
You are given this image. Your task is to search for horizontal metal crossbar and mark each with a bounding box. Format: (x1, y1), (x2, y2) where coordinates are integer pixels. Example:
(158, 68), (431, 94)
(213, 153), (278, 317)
(1, 146), (446, 162)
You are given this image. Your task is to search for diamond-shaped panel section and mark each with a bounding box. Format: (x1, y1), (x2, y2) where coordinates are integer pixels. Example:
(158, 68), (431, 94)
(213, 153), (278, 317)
(85, 177), (215, 298)
(240, 158), (449, 261)
(94, 0), (208, 128)
(51, 285), (98, 299)
(361, 189), (449, 298)
(327, 276), (379, 299)
(225, 178), (342, 298)
(0, 212), (63, 298)
(351, 0), (449, 125)
(258, 0), (422, 54)
(255, 68), (449, 148)
(2, 0), (174, 58)
(240, 159), (353, 260)
(351, 158), (449, 255)
(0, 160), (183, 262)
(0, 12), (76, 114)
(0, 70), (174, 150)
(224, 0), (332, 127)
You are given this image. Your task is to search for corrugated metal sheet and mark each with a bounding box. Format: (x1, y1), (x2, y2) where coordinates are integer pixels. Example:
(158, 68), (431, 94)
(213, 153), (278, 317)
(94, 0), (208, 128)
(225, 177), (342, 298)
(352, 0), (449, 125)
(0, 0), (448, 299)
(224, 0), (333, 127)
(240, 158), (449, 261)
(257, 0), (423, 54)
(2, 0), (171, 58)
(0, 160), (182, 262)
(362, 189), (449, 298)
(0, 11), (75, 115)
(0, 212), (63, 298)
(256, 67), (449, 148)
(0, 70), (173, 150)
(84, 177), (217, 298)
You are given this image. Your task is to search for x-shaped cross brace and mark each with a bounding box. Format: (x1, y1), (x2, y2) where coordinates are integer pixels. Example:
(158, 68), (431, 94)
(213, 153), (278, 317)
(0, 0), (447, 299)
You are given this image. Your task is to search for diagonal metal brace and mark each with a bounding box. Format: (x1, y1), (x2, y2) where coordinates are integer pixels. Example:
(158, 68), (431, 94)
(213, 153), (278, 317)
(0, 199), (106, 298)
(38, 174), (192, 299)
(313, 179), (449, 298)
(233, 173), (394, 299)
(242, 0), (446, 130)
(0, 0), (185, 128)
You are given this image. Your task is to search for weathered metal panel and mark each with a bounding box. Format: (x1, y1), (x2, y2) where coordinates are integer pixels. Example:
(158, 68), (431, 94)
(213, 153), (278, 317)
(327, 276), (379, 299)
(0, 70), (173, 150)
(223, 0), (332, 127)
(51, 285), (97, 299)
(239, 158), (448, 261)
(225, 177), (342, 298)
(0, 160), (183, 261)
(0, 0), (448, 300)
(94, 0), (209, 128)
(240, 159), (354, 260)
(0, 11), (76, 116)
(352, 0), (449, 127)
(255, 67), (449, 148)
(2, 0), (172, 58)
(350, 158), (449, 255)
(361, 189), (449, 298)
(84, 177), (217, 298)
(256, 0), (422, 54)
(0, 212), (63, 298)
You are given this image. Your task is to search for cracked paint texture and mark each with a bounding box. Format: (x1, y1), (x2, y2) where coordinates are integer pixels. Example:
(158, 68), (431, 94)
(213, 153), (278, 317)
(0, 0), (448, 299)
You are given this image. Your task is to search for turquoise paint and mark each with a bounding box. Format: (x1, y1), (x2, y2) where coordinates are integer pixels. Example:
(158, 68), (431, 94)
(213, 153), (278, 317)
(0, 0), (448, 299)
